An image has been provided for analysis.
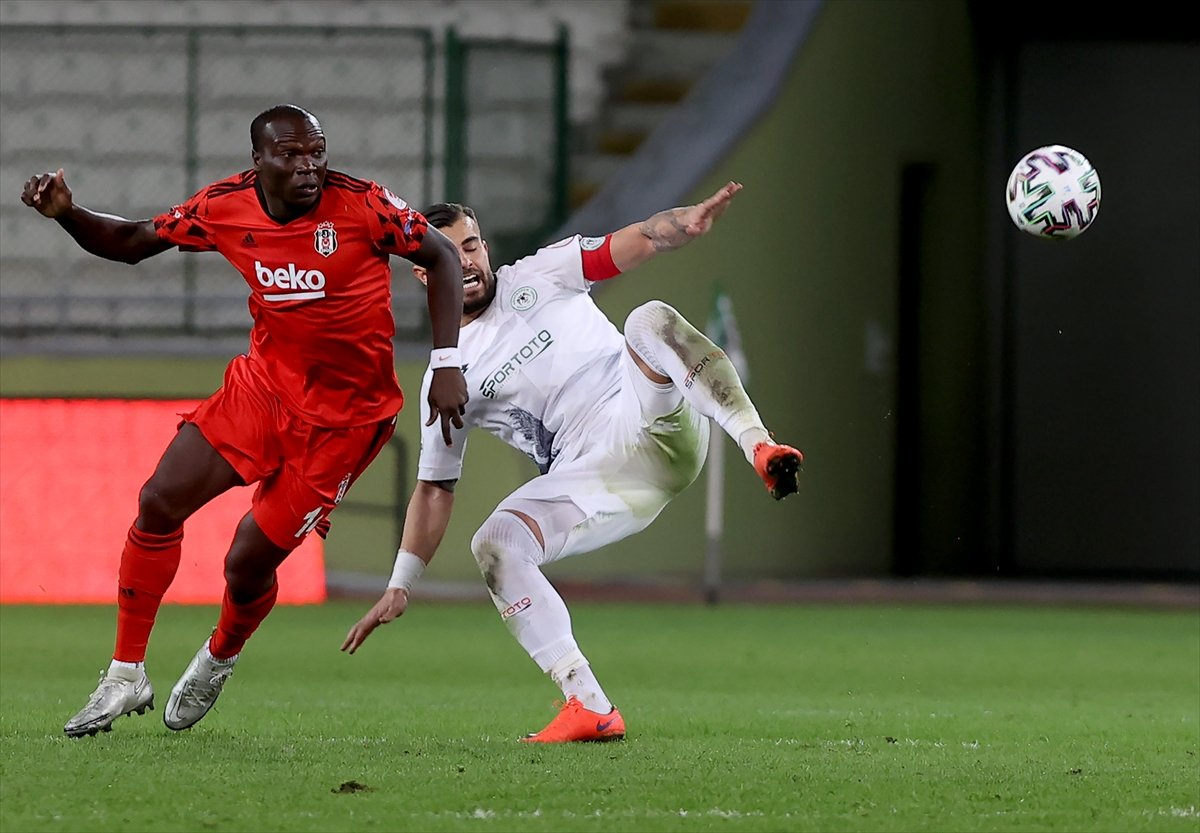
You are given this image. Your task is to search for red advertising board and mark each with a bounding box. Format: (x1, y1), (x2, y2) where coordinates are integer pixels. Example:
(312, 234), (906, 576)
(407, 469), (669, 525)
(0, 399), (325, 604)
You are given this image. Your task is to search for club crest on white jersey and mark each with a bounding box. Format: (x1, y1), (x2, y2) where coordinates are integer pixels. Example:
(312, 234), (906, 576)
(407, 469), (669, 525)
(511, 286), (538, 311)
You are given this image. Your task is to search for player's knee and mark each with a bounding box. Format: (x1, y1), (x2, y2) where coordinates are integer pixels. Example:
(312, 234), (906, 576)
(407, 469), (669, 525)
(223, 548), (247, 587)
(222, 551), (275, 600)
(137, 480), (188, 532)
(625, 300), (683, 379)
(470, 514), (505, 572)
(223, 513), (288, 592)
(624, 299), (678, 336)
(471, 513), (538, 588)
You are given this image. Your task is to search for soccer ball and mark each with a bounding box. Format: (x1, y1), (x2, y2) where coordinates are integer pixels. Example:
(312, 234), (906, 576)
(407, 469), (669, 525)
(1005, 144), (1101, 240)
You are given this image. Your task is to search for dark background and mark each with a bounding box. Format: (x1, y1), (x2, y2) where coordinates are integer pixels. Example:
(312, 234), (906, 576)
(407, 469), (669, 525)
(977, 6), (1199, 577)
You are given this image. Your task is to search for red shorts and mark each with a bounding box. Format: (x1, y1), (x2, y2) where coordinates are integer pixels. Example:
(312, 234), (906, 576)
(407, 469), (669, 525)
(183, 355), (397, 550)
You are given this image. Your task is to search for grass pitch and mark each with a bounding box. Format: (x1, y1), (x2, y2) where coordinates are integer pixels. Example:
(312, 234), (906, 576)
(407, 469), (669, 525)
(0, 601), (1197, 832)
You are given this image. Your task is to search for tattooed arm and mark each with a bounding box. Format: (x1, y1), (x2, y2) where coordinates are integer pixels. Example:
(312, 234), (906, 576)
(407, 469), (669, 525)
(607, 181), (742, 272)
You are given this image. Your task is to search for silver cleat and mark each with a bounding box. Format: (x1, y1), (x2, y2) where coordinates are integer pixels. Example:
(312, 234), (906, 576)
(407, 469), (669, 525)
(163, 642), (238, 731)
(64, 666), (154, 738)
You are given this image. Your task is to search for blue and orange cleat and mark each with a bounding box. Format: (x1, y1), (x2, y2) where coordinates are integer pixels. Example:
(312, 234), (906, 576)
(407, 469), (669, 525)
(520, 696), (626, 743)
(753, 442), (804, 500)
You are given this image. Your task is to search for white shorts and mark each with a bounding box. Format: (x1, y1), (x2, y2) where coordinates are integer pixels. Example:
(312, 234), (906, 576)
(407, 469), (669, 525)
(495, 345), (709, 563)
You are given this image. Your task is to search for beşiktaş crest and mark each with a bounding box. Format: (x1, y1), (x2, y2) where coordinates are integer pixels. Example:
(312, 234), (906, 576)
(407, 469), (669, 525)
(314, 221), (337, 257)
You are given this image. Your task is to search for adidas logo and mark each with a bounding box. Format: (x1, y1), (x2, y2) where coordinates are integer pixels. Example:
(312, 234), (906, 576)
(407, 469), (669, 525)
(242, 232), (258, 248)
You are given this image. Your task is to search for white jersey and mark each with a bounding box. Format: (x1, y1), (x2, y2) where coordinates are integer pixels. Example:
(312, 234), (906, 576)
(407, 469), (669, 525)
(417, 236), (628, 482)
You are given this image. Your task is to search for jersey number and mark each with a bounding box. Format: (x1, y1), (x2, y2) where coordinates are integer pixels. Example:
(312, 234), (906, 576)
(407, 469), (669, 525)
(294, 507), (325, 539)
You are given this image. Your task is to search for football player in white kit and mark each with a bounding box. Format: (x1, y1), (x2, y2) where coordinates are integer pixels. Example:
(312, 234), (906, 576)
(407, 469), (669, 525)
(342, 182), (803, 742)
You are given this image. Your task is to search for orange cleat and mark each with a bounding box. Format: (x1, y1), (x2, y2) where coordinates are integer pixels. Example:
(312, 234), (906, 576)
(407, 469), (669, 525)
(520, 697), (626, 743)
(753, 442), (804, 500)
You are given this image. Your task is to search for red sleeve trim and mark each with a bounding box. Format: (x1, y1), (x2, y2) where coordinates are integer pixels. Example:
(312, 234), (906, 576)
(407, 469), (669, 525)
(152, 186), (218, 252)
(580, 235), (621, 281)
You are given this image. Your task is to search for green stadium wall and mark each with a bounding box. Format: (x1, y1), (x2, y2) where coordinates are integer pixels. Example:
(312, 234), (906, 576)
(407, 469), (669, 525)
(0, 0), (984, 585)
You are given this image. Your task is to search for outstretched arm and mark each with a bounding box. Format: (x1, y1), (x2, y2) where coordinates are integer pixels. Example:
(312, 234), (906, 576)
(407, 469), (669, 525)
(408, 225), (469, 446)
(340, 480), (456, 654)
(21, 169), (171, 264)
(607, 181), (742, 273)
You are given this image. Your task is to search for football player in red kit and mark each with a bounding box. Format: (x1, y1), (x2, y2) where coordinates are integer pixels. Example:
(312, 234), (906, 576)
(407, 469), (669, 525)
(21, 104), (469, 737)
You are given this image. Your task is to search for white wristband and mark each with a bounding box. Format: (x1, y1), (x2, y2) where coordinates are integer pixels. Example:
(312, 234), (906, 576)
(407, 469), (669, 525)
(430, 347), (462, 370)
(387, 549), (425, 592)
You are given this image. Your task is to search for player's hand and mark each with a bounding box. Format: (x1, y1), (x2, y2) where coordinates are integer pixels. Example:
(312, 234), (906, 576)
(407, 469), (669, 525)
(427, 366), (468, 446)
(21, 168), (73, 218)
(679, 181), (742, 238)
(341, 588), (410, 654)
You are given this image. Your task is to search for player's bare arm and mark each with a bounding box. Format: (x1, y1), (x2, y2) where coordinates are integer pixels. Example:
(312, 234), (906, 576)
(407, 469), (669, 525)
(607, 181), (743, 272)
(340, 479), (457, 654)
(21, 168), (171, 264)
(410, 225), (470, 446)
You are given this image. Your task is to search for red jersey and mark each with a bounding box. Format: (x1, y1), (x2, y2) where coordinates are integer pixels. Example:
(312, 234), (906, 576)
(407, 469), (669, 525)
(153, 170), (427, 427)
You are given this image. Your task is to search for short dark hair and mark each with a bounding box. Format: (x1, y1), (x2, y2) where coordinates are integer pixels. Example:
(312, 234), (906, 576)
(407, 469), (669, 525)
(422, 202), (478, 230)
(250, 104), (320, 151)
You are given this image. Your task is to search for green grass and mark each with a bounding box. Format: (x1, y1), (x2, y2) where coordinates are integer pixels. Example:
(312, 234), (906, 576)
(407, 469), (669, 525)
(1, 602), (1197, 833)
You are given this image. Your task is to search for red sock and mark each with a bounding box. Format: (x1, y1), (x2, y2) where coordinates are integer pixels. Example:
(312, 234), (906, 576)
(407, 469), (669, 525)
(208, 581), (279, 659)
(114, 525), (183, 663)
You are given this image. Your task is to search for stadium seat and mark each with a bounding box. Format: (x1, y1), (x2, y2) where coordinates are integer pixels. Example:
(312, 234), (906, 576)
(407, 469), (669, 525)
(0, 167), (27, 206)
(187, 260), (255, 332)
(0, 33), (29, 96)
(465, 166), (551, 235)
(468, 110), (554, 161)
(0, 292), (63, 331)
(0, 105), (92, 155)
(64, 297), (186, 331)
(0, 257), (71, 313)
(194, 106), (253, 159)
(92, 107), (187, 157)
(350, 165), (425, 204)
(113, 42), (189, 98)
(23, 46), (121, 98)
(0, 211), (72, 264)
(0, 3), (635, 348)
(320, 106), (424, 158)
(188, 256), (244, 290)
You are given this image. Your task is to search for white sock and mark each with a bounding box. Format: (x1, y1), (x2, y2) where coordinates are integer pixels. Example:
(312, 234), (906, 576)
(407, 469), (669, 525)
(737, 427), (773, 461)
(624, 300), (770, 464)
(551, 660), (612, 714)
(203, 644), (238, 665)
(472, 512), (611, 709)
(107, 659), (143, 678)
